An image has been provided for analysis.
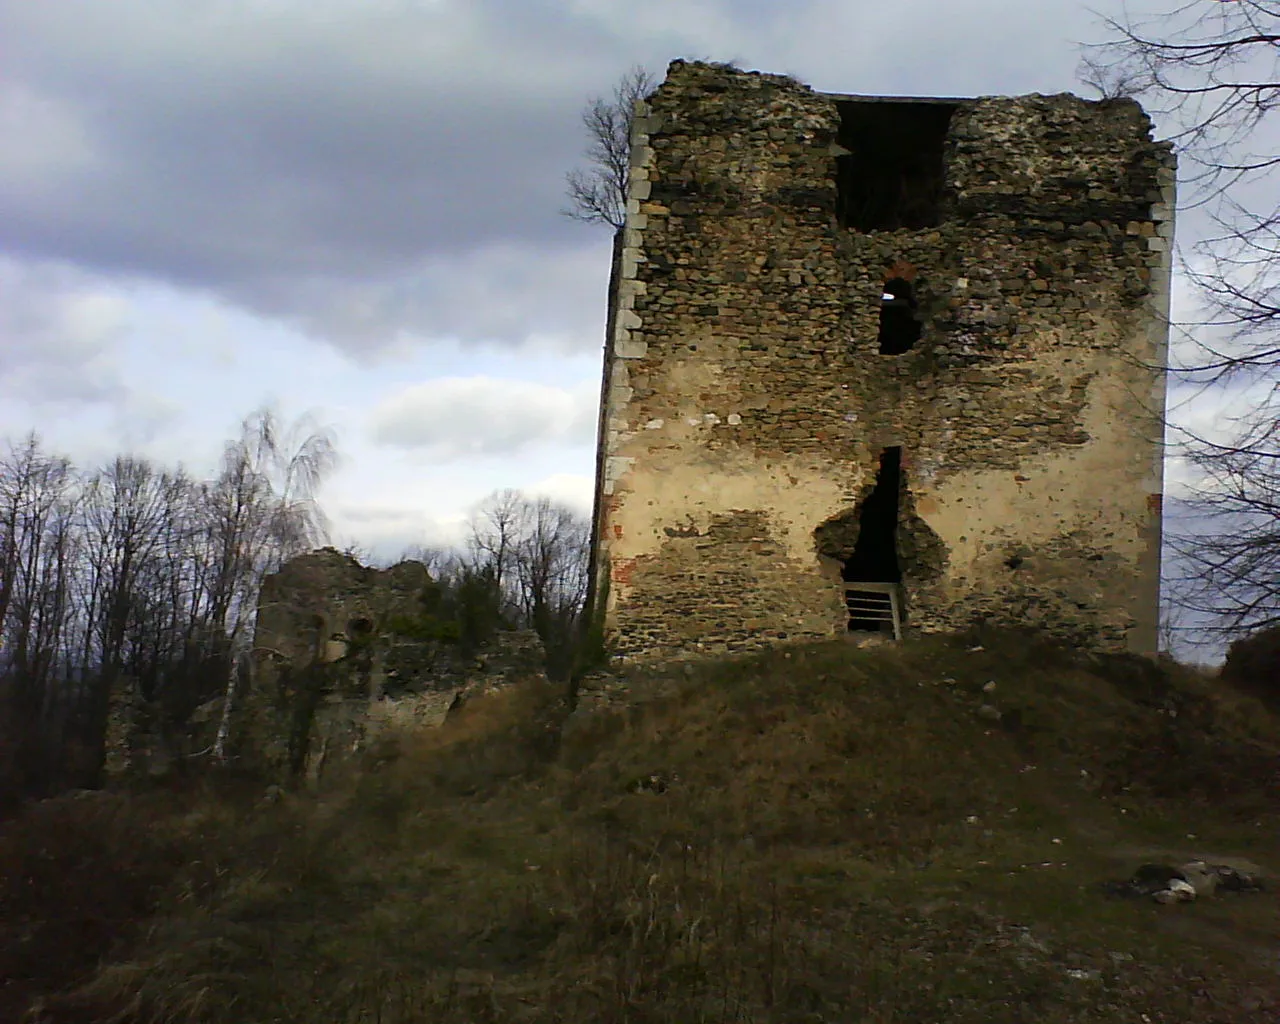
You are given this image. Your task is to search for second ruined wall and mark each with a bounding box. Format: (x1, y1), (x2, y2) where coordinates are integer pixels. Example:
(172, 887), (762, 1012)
(591, 61), (1174, 661)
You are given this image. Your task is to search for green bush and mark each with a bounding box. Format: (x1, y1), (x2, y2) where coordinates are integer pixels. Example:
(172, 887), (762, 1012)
(384, 613), (461, 644)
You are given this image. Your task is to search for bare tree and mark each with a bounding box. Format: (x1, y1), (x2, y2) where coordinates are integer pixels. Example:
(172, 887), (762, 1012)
(1166, 414), (1280, 636)
(1085, 2), (1280, 378)
(396, 544), (458, 579)
(207, 407), (337, 761)
(513, 497), (590, 678)
(0, 407), (339, 796)
(0, 436), (79, 791)
(465, 490), (591, 676)
(0, 434), (57, 642)
(1076, 52), (1145, 102)
(564, 65), (657, 229)
(80, 456), (180, 739)
(1087, 4), (1280, 642)
(468, 488), (526, 602)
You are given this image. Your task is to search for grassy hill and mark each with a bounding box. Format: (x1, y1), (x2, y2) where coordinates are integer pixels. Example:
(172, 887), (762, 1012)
(3, 629), (1279, 1023)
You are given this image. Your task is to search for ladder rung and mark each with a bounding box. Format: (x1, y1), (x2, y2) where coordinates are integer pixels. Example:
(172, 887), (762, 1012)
(844, 583), (903, 642)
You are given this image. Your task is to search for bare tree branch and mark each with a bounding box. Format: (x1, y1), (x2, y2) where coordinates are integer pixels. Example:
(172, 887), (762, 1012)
(466, 489), (590, 678)
(1086, 4), (1280, 642)
(563, 66), (657, 229)
(0, 408), (340, 794)
(1083, 1), (1280, 380)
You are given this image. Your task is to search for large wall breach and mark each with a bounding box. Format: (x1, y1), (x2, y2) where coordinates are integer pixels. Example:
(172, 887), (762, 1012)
(589, 61), (1174, 661)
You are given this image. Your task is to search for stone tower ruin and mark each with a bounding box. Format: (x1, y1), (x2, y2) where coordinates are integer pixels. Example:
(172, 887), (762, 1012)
(588, 61), (1173, 661)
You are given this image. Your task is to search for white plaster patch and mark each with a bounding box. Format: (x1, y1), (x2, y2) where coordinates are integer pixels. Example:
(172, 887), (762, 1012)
(603, 455), (636, 495)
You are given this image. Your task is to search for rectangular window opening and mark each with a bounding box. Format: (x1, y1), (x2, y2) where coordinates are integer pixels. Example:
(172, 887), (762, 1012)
(835, 101), (956, 232)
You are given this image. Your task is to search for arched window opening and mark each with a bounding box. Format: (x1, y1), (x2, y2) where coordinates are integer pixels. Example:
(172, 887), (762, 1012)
(878, 278), (921, 355)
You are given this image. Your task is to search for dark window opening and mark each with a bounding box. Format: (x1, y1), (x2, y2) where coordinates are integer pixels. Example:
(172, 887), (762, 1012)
(843, 447), (902, 632)
(835, 101), (956, 231)
(879, 277), (921, 354)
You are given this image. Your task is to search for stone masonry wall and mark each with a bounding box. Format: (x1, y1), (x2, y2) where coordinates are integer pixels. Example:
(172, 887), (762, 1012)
(245, 549), (546, 782)
(591, 61), (1174, 661)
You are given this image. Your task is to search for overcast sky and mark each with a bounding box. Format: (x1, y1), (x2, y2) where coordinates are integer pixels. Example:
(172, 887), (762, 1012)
(0, 0), (1225, 566)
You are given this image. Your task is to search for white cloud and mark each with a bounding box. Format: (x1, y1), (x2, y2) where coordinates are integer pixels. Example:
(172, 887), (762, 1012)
(523, 472), (594, 513)
(328, 502), (470, 562)
(265, 239), (612, 354)
(0, 256), (131, 402)
(369, 375), (598, 459)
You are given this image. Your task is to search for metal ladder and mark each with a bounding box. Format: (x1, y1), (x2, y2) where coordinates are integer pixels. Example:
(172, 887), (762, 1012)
(843, 582), (902, 641)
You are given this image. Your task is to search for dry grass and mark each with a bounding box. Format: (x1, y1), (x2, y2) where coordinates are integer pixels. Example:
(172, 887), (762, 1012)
(5, 630), (1280, 1022)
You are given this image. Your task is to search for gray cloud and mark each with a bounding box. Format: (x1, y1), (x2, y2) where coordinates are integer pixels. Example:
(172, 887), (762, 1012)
(328, 503), (469, 565)
(0, 1), (635, 348)
(0, 0), (1140, 356)
(263, 239), (613, 352)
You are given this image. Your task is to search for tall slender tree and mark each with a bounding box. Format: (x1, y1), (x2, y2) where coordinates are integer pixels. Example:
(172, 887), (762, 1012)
(208, 408), (337, 761)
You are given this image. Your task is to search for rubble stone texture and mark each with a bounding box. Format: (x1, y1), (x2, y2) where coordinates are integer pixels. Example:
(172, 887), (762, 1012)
(589, 61), (1174, 661)
(245, 548), (545, 781)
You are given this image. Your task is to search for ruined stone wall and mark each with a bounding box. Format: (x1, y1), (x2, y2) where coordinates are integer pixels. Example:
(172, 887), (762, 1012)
(244, 548), (546, 782)
(591, 61), (1173, 661)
